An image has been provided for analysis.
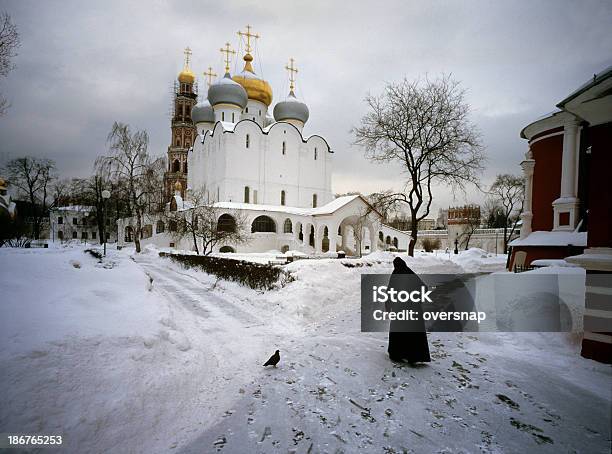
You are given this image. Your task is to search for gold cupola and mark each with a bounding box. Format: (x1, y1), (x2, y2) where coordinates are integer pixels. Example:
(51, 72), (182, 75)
(232, 26), (273, 106)
(178, 47), (195, 84)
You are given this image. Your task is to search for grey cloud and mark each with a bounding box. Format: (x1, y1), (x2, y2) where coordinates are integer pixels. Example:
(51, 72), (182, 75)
(1, 0), (611, 215)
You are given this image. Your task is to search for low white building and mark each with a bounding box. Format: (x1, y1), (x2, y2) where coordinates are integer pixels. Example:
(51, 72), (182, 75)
(50, 206), (116, 244)
(117, 192), (410, 255)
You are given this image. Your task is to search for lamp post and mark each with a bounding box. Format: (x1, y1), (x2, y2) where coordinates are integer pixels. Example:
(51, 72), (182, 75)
(101, 190), (111, 256)
(454, 233), (459, 255)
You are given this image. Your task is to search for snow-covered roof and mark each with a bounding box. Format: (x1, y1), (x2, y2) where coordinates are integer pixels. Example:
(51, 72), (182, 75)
(212, 195), (364, 217)
(53, 205), (95, 213)
(509, 231), (587, 247)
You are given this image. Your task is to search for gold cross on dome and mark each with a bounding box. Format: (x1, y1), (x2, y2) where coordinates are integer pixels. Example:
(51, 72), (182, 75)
(219, 42), (236, 73)
(285, 58), (298, 91)
(237, 24), (260, 54)
(203, 67), (217, 86)
(183, 46), (192, 68)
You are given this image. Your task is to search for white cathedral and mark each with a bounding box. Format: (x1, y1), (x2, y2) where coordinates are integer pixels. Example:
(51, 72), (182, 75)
(117, 27), (410, 255)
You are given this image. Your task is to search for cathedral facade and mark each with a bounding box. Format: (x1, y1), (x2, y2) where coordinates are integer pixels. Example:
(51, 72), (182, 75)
(118, 27), (410, 255)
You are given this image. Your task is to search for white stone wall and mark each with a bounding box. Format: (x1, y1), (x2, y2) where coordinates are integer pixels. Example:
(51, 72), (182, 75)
(189, 119), (333, 208)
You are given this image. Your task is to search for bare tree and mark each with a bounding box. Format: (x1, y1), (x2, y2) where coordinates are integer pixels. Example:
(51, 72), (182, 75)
(345, 205), (375, 257)
(99, 122), (153, 253)
(489, 174), (524, 253)
(0, 12), (20, 116)
(458, 208), (481, 250)
(353, 75), (484, 256)
(5, 156), (56, 238)
(166, 189), (250, 255)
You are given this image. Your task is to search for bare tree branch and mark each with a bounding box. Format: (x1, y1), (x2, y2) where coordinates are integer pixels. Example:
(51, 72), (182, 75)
(353, 74), (485, 255)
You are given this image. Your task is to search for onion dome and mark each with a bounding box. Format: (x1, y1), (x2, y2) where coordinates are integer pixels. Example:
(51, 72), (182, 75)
(232, 53), (273, 106)
(191, 100), (215, 124)
(273, 90), (309, 124)
(208, 72), (248, 109)
(178, 68), (195, 84)
(174, 181), (182, 192)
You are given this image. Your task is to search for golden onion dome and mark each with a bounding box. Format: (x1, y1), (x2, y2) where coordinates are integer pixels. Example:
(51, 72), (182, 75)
(232, 53), (273, 106)
(178, 68), (195, 84)
(174, 181), (182, 192)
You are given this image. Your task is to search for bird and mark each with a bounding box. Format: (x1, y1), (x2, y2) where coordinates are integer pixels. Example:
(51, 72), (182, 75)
(263, 350), (280, 367)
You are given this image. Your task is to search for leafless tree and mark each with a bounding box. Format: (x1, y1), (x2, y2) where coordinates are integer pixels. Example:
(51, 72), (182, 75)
(0, 12), (20, 116)
(4, 156), (56, 238)
(99, 122), (154, 253)
(345, 205), (375, 257)
(458, 208), (481, 250)
(353, 75), (484, 256)
(489, 174), (524, 253)
(166, 189), (250, 255)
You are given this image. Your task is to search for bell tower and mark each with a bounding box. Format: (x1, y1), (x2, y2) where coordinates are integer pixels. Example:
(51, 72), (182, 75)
(164, 47), (197, 202)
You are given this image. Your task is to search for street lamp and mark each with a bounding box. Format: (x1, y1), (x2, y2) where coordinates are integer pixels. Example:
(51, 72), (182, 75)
(101, 190), (111, 256)
(454, 232), (459, 255)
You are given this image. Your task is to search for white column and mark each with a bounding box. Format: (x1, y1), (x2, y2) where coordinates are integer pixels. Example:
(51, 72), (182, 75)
(552, 118), (581, 231)
(520, 149), (535, 239)
(560, 118), (580, 198)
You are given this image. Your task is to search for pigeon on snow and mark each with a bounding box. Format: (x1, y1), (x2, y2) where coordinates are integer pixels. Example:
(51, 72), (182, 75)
(263, 350), (280, 367)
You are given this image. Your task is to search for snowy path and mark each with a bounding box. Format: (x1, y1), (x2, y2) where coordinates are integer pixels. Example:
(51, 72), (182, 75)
(176, 315), (611, 454)
(1, 248), (610, 453)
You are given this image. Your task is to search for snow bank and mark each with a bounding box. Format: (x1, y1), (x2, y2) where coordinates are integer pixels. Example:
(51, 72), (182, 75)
(0, 246), (165, 359)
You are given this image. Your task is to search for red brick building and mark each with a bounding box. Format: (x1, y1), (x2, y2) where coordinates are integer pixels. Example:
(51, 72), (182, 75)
(509, 67), (612, 363)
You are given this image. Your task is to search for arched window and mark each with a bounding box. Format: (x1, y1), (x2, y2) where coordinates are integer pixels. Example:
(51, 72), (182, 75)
(283, 218), (292, 233)
(232, 112), (235, 122)
(309, 225), (315, 247)
(58, 230), (64, 240)
(251, 215), (276, 233)
(169, 220), (177, 232)
(244, 186), (250, 203)
(246, 134), (250, 148)
(299, 225), (304, 241)
(282, 141), (286, 155)
(124, 226), (134, 242)
(222, 112), (225, 121)
(172, 160), (180, 173)
(156, 220), (165, 233)
(219, 245), (235, 253)
(338, 225), (342, 235)
(314, 148), (318, 160)
(280, 190), (286, 206)
(217, 214), (237, 233)
(393, 237), (398, 248)
(183, 161), (188, 174)
(379, 231), (384, 242)
(312, 194), (317, 208)
(141, 225), (153, 239)
(322, 226), (329, 252)
(386, 235), (391, 245)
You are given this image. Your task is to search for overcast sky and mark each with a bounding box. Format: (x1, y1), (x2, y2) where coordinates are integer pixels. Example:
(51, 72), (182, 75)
(1, 0), (611, 215)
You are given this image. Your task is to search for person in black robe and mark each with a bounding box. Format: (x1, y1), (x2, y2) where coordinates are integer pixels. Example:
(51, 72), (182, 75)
(387, 257), (431, 364)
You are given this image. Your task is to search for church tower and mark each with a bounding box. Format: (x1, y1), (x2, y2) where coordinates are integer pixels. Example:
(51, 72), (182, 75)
(164, 47), (197, 202)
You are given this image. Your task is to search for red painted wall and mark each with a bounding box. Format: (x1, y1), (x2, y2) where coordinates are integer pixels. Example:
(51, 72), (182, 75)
(530, 134), (563, 232)
(586, 122), (612, 247)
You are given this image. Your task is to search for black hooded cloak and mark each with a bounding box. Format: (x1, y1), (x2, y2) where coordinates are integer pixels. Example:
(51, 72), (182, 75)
(387, 257), (431, 363)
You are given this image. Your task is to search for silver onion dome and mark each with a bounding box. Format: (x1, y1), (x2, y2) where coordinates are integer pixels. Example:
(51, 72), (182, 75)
(191, 100), (215, 124)
(273, 90), (309, 124)
(207, 72), (248, 109)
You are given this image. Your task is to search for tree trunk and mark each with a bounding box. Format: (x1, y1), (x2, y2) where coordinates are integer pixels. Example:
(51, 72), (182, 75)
(408, 221), (418, 256)
(134, 210), (142, 253)
(192, 229), (199, 254)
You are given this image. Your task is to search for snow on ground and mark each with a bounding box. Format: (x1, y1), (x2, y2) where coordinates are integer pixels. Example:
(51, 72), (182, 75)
(0, 246), (610, 453)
